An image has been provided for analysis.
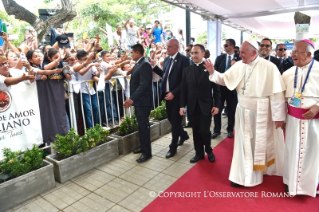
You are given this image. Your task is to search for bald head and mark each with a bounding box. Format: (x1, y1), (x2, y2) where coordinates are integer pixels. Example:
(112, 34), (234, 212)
(166, 39), (179, 56)
(239, 42), (258, 64)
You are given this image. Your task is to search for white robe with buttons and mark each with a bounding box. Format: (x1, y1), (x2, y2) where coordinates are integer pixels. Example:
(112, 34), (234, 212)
(282, 60), (319, 197)
(210, 56), (286, 186)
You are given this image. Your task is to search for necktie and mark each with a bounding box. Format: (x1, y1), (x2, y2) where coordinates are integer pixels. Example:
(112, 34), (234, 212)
(162, 58), (174, 92)
(280, 58), (283, 63)
(227, 55), (231, 70)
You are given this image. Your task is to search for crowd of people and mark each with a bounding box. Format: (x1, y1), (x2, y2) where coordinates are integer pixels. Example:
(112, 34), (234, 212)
(1, 19), (319, 198)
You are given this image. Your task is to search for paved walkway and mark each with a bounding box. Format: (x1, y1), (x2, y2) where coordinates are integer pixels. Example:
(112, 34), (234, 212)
(9, 118), (229, 212)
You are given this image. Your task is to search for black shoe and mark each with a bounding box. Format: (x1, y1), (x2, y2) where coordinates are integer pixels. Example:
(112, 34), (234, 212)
(165, 150), (176, 158)
(190, 155), (204, 163)
(227, 132), (234, 138)
(207, 152), (215, 162)
(178, 134), (190, 146)
(230, 182), (243, 188)
(285, 185), (289, 193)
(136, 154), (152, 163)
(133, 148), (142, 154)
(222, 112), (228, 117)
(211, 132), (220, 139)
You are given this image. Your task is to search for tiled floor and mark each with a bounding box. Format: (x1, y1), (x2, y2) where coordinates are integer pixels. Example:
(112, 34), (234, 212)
(8, 118), (228, 212)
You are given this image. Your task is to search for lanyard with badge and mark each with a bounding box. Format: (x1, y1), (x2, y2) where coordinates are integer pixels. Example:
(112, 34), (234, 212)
(289, 59), (314, 107)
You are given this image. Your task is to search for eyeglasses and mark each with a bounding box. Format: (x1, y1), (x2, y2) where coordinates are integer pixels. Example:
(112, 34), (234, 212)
(224, 44), (231, 47)
(291, 51), (308, 55)
(278, 48), (286, 51)
(0, 62), (9, 67)
(260, 44), (271, 48)
(185, 49), (190, 52)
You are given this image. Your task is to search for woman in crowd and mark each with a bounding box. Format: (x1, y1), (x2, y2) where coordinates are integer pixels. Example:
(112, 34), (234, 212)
(0, 55), (34, 91)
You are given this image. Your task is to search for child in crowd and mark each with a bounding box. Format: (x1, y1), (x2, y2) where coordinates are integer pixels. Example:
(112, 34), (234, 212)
(73, 50), (100, 128)
(98, 50), (119, 126)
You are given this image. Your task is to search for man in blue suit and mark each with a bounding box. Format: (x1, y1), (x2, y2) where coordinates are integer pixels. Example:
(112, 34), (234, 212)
(212, 39), (241, 139)
(152, 39), (190, 158)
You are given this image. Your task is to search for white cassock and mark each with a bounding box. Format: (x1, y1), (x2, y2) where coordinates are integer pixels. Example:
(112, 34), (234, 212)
(209, 56), (286, 186)
(282, 59), (319, 197)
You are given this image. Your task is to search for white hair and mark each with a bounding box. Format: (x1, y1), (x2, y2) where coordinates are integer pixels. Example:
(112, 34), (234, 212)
(295, 40), (315, 56)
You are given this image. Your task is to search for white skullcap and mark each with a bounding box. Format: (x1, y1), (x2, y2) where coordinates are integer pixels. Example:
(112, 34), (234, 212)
(245, 39), (259, 50)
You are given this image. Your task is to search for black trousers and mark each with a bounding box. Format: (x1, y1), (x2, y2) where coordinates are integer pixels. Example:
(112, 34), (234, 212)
(165, 96), (188, 152)
(214, 88), (237, 133)
(189, 102), (212, 157)
(135, 106), (152, 156)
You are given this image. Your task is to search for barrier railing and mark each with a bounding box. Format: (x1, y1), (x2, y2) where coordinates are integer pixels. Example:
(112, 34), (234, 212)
(65, 76), (161, 135)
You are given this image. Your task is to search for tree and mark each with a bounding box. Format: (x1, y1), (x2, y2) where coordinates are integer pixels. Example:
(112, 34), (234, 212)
(1, 0), (77, 43)
(197, 31), (207, 44)
(68, 0), (170, 49)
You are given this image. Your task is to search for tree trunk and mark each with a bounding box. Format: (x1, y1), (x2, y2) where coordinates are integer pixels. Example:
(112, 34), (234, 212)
(2, 0), (77, 44)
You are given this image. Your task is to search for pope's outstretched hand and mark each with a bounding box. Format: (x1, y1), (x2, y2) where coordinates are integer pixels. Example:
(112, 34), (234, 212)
(203, 59), (215, 74)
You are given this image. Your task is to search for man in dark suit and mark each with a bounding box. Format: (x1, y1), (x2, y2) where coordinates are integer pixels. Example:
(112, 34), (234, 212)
(275, 43), (294, 74)
(152, 39), (190, 158)
(180, 44), (221, 163)
(123, 44), (153, 163)
(259, 38), (283, 74)
(314, 50), (319, 62)
(212, 39), (241, 139)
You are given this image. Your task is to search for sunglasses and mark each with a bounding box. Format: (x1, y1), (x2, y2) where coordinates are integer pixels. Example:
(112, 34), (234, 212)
(260, 44), (271, 48)
(278, 48), (287, 51)
(185, 49), (190, 52)
(224, 44), (231, 47)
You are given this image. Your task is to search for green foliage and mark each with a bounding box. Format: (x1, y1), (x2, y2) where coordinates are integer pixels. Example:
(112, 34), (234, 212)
(197, 31), (207, 44)
(53, 125), (110, 159)
(0, 145), (43, 178)
(69, 0), (170, 49)
(150, 101), (167, 120)
(0, 11), (31, 47)
(119, 114), (138, 136)
(85, 124), (110, 148)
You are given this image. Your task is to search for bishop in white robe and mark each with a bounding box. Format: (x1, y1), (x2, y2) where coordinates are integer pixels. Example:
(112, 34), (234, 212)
(205, 40), (286, 187)
(282, 39), (319, 197)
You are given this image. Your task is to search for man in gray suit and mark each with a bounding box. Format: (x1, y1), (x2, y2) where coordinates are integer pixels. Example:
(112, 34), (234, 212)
(124, 44), (153, 163)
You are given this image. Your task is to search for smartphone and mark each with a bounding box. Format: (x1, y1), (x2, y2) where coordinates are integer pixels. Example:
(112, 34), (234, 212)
(67, 33), (74, 38)
(0, 31), (3, 36)
(20, 53), (27, 62)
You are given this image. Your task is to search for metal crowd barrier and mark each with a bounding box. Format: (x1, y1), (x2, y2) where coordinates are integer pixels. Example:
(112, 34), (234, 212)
(65, 76), (161, 134)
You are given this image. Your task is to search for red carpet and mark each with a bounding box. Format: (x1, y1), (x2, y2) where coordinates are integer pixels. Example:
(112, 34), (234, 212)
(143, 137), (319, 212)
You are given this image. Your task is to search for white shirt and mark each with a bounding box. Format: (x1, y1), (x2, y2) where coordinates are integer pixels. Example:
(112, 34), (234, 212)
(75, 62), (97, 95)
(0, 75), (10, 91)
(100, 61), (111, 83)
(166, 52), (178, 92)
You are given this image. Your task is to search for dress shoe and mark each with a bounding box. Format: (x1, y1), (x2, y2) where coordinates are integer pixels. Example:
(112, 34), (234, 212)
(285, 185), (289, 193)
(133, 148), (142, 154)
(178, 134), (190, 146)
(222, 112), (228, 117)
(227, 132), (234, 138)
(165, 150), (176, 158)
(230, 182), (243, 188)
(211, 132), (221, 139)
(207, 152), (215, 162)
(136, 154), (152, 163)
(190, 155), (204, 163)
